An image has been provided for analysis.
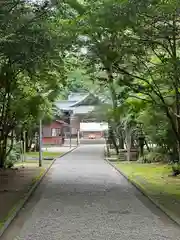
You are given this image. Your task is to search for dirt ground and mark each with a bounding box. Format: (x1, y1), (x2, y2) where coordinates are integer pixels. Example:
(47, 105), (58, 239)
(0, 162), (51, 226)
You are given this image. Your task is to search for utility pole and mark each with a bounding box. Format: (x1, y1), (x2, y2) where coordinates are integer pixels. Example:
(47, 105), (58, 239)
(39, 119), (42, 167)
(21, 139), (24, 162)
(77, 129), (80, 146)
(69, 112), (73, 149)
(23, 131), (26, 162)
(69, 126), (72, 149)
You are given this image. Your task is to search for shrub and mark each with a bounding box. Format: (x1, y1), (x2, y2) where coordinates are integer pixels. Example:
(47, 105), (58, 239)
(172, 163), (180, 176)
(138, 150), (168, 163)
(5, 142), (21, 168)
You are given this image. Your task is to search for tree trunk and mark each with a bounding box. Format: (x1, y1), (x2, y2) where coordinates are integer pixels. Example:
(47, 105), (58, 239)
(25, 131), (31, 152)
(118, 135), (124, 149)
(171, 15), (180, 162)
(145, 139), (150, 152)
(108, 127), (119, 154)
(126, 127), (131, 161)
(0, 135), (8, 168)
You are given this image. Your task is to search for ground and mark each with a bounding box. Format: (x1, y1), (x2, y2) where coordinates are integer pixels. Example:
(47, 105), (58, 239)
(0, 149), (66, 230)
(0, 160), (52, 229)
(1, 145), (180, 240)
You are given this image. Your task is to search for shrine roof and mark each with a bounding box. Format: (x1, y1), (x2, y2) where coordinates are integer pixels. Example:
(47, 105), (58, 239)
(55, 92), (109, 115)
(55, 92), (98, 111)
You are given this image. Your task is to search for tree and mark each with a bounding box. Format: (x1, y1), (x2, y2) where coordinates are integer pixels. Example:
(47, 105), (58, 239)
(65, 0), (180, 163)
(0, 0), (73, 167)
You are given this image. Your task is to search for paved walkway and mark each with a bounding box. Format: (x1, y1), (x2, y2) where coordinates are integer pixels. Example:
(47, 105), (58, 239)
(1, 145), (180, 240)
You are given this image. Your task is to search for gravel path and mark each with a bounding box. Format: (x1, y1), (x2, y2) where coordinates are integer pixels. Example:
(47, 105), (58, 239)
(2, 145), (180, 240)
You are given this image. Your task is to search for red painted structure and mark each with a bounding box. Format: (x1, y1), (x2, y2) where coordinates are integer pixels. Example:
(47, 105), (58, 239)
(42, 120), (68, 145)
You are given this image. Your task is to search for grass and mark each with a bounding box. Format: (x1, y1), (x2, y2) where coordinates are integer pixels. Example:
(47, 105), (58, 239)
(0, 202), (21, 230)
(25, 151), (62, 159)
(115, 162), (180, 219)
(30, 166), (48, 187)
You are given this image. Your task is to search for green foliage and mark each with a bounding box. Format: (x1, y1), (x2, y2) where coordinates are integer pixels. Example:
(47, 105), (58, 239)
(5, 142), (21, 168)
(172, 163), (180, 176)
(138, 151), (169, 164)
(63, 0), (180, 167)
(0, 0), (75, 167)
(2, 0), (180, 172)
(137, 104), (175, 151)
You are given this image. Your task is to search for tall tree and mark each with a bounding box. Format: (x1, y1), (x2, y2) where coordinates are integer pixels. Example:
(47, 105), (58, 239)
(65, 0), (180, 161)
(0, 0), (73, 167)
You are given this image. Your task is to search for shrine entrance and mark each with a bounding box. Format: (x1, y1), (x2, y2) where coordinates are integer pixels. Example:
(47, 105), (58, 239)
(55, 92), (108, 142)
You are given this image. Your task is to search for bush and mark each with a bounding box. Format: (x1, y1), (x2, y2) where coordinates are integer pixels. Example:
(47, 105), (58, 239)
(5, 142), (21, 168)
(138, 150), (168, 163)
(172, 163), (180, 176)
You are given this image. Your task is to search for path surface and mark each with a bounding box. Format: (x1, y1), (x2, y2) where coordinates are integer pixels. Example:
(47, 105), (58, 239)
(1, 145), (180, 240)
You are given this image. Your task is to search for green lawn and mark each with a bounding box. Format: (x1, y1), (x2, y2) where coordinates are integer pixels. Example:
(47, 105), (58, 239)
(14, 151), (63, 168)
(115, 162), (180, 219)
(26, 151), (62, 159)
